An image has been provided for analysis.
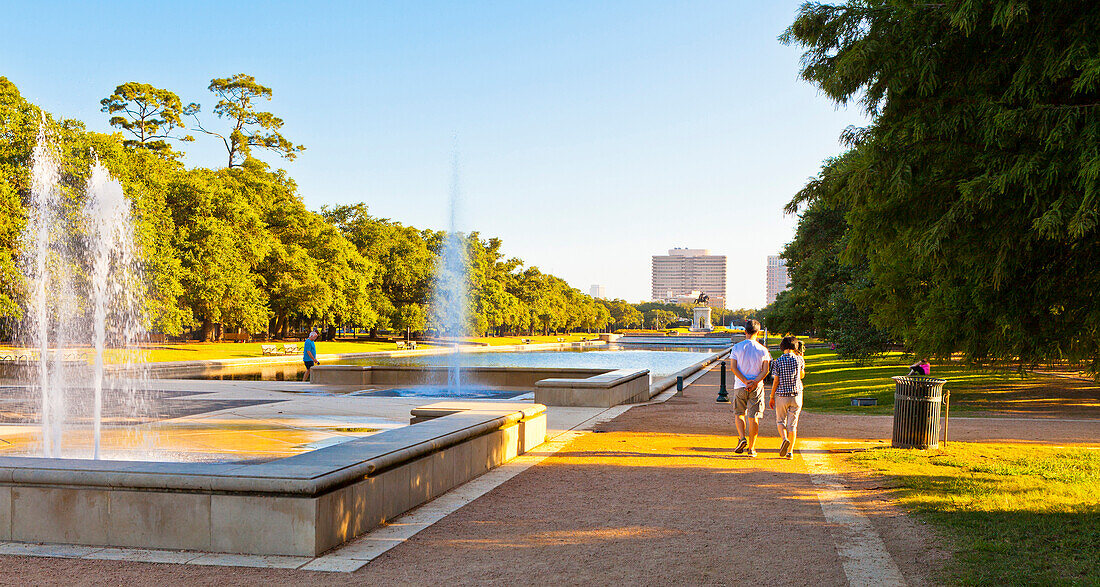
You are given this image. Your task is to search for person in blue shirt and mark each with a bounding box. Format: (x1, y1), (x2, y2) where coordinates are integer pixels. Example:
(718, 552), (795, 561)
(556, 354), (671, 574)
(303, 331), (319, 381)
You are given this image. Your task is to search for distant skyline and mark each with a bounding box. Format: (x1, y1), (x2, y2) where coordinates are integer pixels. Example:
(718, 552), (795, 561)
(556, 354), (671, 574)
(0, 1), (867, 308)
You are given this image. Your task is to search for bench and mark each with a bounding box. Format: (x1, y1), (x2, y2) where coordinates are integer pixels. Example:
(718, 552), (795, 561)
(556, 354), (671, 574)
(146, 333), (166, 344)
(283, 343), (299, 355)
(223, 333), (250, 343)
(261, 344), (281, 355)
(556, 337), (564, 342)
(521, 338), (532, 344)
(395, 341), (407, 349)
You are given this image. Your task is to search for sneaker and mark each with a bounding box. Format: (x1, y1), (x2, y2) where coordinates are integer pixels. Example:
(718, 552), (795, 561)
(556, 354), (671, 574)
(784, 452), (793, 460)
(734, 438), (748, 454)
(747, 449), (758, 458)
(779, 439), (791, 457)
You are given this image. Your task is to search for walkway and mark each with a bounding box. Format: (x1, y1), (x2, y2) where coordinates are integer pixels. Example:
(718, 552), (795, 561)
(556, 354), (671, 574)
(5, 366), (1094, 585)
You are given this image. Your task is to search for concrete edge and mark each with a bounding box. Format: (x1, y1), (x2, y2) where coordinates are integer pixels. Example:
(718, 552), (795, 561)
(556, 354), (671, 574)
(108, 340), (610, 377)
(533, 368), (651, 389)
(0, 406), (545, 497)
(648, 348), (732, 399)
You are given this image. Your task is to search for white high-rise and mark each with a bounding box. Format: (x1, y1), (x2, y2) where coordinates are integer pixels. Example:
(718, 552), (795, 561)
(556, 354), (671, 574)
(589, 284), (606, 299)
(766, 255), (791, 305)
(651, 248), (726, 308)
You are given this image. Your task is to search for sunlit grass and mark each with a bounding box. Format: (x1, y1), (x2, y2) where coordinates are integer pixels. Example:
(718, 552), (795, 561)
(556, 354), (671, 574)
(798, 349), (1095, 415)
(0, 340), (429, 364)
(849, 444), (1100, 585)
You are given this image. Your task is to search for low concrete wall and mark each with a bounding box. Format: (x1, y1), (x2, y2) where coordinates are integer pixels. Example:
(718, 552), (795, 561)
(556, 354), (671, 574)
(648, 349), (732, 399)
(534, 368), (651, 408)
(311, 365), (608, 388)
(0, 404), (546, 556)
(111, 340), (609, 379)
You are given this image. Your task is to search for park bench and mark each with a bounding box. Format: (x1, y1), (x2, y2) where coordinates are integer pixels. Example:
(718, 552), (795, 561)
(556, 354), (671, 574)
(223, 333), (250, 343)
(146, 333), (166, 344)
(521, 338), (532, 344)
(396, 341), (407, 349)
(408, 341), (417, 349)
(283, 343), (299, 355)
(556, 337), (564, 342)
(261, 344), (281, 355)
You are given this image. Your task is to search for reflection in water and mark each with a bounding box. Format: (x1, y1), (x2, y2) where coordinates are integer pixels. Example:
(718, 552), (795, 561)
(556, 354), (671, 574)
(181, 345), (724, 382)
(0, 416), (389, 463)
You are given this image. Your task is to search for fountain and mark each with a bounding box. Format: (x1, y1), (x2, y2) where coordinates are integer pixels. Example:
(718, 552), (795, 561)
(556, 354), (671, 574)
(0, 131), (546, 558)
(18, 125), (147, 459)
(431, 153), (469, 393)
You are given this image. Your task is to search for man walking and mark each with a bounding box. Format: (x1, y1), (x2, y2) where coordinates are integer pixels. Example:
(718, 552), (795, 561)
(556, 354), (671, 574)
(730, 319), (771, 457)
(303, 331), (320, 382)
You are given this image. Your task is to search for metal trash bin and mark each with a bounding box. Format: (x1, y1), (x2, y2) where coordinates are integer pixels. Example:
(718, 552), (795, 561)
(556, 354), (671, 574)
(891, 376), (947, 449)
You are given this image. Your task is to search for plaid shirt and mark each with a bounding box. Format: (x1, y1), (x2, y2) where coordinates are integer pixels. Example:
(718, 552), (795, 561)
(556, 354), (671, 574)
(773, 353), (804, 397)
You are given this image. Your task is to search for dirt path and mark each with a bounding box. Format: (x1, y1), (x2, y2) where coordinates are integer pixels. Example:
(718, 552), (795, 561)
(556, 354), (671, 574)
(1, 367), (1094, 585)
(352, 368), (944, 585)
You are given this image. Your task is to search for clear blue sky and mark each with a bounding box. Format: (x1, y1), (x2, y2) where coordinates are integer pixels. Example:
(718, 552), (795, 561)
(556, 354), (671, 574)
(1, 1), (865, 308)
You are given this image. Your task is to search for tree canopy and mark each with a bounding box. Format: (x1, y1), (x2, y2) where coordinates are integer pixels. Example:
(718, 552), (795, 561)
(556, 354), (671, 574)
(193, 74), (305, 168)
(775, 1), (1100, 369)
(0, 75), (654, 342)
(100, 82), (197, 155)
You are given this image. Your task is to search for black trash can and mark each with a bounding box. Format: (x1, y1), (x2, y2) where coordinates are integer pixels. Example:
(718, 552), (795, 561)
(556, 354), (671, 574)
(891, 376), (947, 449)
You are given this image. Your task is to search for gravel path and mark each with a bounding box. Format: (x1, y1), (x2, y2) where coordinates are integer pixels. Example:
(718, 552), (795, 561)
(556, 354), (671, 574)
(1, 367), (1094, 585)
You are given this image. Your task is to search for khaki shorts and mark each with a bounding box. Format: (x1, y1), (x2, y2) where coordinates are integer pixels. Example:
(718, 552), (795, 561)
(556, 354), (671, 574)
(733, 385), (766, 418)
(775, 394), (803, 433)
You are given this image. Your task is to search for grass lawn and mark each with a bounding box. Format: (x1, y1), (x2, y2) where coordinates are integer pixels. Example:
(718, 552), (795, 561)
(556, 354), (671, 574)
(0, 340), (429, 364)
(798, 348), (1100, 416)
(1, 334), (600, 364)
(848, 443), (1100, 585)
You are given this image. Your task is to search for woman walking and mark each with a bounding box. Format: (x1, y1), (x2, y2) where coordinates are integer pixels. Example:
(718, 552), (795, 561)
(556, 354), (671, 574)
(769, 336), (806, 459)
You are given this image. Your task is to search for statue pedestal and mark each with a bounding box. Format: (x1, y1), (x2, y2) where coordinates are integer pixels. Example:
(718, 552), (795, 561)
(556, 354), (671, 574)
(690, 306), (712, 332)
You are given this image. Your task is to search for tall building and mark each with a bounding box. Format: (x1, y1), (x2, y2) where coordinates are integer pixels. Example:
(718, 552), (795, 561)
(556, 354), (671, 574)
(651, 248), (727, 308)
(766, 255), (791, 305)
(589, 284), (606, 299)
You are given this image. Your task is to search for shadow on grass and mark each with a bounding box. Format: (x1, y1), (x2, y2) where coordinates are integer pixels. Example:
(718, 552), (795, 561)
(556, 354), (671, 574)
(801, 349), (1100, 417)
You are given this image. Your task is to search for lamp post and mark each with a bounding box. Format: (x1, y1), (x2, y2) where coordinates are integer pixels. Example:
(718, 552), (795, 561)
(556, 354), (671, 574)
(716, 360), (729, 403)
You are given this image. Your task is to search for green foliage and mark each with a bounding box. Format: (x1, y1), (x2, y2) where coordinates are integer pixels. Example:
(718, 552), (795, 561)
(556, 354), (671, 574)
(643, 308), (678, 330)
(825, 285), (892, 363)
(100, 82), (197, 155)
(193, 74), (305, 168)
(0, 75), (623, 342)
(782, 1), (1100, 372)
(0, 77), (37, 323)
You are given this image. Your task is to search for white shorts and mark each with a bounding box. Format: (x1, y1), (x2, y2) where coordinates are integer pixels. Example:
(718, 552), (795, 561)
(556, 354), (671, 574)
(775, 395), (803, 434)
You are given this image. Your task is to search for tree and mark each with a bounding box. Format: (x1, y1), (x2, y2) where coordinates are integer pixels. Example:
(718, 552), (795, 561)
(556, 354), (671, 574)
(783, 1), (1100, 371)
(192, 74), (304, 168)
(100, 82), (198, 155)
(644, 309), (677, 330)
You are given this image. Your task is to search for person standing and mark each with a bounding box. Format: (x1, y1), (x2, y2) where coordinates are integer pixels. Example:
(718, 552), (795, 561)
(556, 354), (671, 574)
(769, 336), (806, 459)
(303, 331), (320, 382)
(730, 319), (771, 457)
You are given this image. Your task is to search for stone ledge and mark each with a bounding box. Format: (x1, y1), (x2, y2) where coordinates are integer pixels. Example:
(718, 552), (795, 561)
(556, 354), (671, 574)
(533, 368), (651, 408)
(0, 403), (547, 556)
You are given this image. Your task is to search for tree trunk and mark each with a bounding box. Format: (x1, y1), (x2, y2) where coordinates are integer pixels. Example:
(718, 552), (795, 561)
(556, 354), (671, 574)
(201, 318), (214, 342)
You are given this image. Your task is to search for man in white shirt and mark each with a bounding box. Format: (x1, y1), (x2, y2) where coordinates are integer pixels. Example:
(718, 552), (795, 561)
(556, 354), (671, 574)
(729, 319), (771, 457)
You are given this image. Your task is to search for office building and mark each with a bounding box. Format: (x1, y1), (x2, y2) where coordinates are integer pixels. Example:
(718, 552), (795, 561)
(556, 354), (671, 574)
(766, 255), (791, 305)
(589, 284), (606, 299)
(651, 248), (726, 308)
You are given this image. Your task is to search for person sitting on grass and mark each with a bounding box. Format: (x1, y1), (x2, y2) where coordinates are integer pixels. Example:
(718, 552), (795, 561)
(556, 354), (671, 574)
(730, 319), (771, 457)
(769, 335), (806, 460)
(303, 331), (320, 382)
(907, 358), (931, 376)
